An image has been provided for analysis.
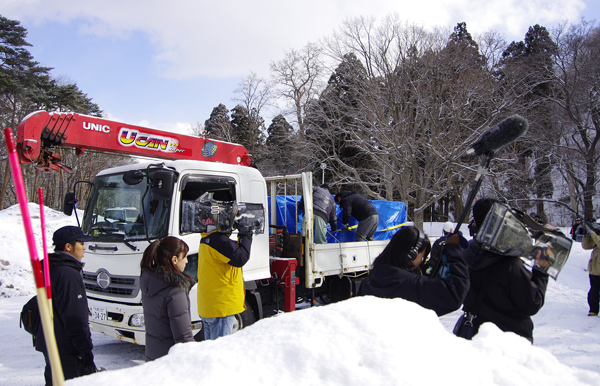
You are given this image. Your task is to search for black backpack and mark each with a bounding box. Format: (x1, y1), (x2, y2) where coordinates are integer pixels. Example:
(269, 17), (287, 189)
(20, 296), (41, 345)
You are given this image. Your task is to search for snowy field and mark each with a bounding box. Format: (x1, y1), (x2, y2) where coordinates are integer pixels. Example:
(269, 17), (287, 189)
(1, 204), (599, 385)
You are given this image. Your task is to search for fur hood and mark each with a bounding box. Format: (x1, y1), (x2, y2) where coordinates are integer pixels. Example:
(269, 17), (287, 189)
(140, 266), (194, 297)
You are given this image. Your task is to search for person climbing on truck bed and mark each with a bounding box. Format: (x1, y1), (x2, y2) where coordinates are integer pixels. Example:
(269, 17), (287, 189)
(335, 191), (379, 241)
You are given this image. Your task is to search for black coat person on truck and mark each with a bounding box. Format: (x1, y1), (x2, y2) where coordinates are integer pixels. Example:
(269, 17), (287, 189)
(35, 226), (99, 385)
(335, 191), (379, 241)
(298, 185), (337, 244)
(358, 226), (470, 316)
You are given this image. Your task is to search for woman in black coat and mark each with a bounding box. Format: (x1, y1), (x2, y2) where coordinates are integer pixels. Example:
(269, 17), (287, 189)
(140, 237), (195, 360)
(358, 226), (470, 316)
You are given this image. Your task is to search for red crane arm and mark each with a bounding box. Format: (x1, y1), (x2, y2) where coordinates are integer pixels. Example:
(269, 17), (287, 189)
(15, 110), (253, 172)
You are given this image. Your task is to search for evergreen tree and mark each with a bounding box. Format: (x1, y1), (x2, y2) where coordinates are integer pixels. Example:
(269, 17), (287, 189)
(204, 104), (234, 142)
(305, 53), (374, 191)
(264, 114), (295, 174)
(0, 15), (127, 211)
(230, 104), (265, 161)
(47, 81), (102, 116)
(0, 15), (53, 129)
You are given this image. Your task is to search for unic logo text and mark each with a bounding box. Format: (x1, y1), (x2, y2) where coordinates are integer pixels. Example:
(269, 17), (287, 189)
(83, 121), (111, 133)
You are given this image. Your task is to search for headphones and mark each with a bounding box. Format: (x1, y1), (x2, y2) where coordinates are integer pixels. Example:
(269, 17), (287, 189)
(407, 228), (426, 261)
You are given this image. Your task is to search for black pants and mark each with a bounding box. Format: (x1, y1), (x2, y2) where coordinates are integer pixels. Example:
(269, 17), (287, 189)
(43, 351), (85, 386)
(355, 214), (379, 241)
(589, 274), (600, 314)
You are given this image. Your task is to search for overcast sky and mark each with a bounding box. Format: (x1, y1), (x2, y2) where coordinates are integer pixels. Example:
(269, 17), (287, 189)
(2, 0), (599, 134)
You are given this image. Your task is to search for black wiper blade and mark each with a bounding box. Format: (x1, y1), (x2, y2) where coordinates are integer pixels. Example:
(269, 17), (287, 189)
(93, 226), (121, 234)
(123, 240), (138, 251)
(91, 227), (138, 251)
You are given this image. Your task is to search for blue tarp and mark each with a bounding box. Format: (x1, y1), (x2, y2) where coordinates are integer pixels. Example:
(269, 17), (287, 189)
(268, 195), (407, 243)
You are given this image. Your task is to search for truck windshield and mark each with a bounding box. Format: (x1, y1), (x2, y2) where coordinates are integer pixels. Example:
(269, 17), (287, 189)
(82, 172), (171, 241)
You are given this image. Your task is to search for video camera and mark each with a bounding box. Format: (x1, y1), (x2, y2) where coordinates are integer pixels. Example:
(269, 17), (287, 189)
(583, 220), (600, 237)
(181, 196), (265, 235)
(476, 202), (572, 279)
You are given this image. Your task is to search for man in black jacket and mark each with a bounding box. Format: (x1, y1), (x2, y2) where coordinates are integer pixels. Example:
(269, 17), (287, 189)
(335, 191), (379, 241)
(459, 198), (549, 343)
(299, 185), (337, 244)
(36, 226), (98, 385)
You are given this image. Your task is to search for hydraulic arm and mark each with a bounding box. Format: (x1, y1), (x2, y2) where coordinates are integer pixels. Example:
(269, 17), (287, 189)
(15, 110), (253, 172)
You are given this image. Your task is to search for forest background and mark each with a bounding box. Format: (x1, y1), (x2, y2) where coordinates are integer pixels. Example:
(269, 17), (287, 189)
(1, 14), (598, 227)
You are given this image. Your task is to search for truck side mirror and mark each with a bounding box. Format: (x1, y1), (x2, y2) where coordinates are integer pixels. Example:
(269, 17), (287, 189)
(151, 170), (176, 201)
(63, 192), (76, 216)
(123, 170), (144, 185)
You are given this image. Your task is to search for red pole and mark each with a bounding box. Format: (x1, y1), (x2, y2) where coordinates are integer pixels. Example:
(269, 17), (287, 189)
(4, 128), (64, 385)
(38, 188), (51, 300)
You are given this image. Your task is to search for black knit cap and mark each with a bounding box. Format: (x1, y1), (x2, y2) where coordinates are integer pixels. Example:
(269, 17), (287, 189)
(53, 226), (93, 246)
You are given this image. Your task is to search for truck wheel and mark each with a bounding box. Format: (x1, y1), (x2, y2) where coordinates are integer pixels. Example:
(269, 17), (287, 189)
(233, 300), (256, 332)
(194, 327), (205, 342)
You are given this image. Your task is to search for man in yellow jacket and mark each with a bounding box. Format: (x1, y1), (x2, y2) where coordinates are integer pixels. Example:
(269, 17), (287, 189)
(197, 230), (253, 339)
(582, 222), (600, 316)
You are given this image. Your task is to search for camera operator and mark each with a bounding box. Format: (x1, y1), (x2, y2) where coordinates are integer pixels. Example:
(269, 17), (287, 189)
(196, 196), (253, 339)
(582, 221), (600, 316)
(456, 198), (549, 343)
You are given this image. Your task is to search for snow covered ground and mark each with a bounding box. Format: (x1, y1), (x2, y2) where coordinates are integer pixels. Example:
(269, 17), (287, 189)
(1, 204), (599, 385)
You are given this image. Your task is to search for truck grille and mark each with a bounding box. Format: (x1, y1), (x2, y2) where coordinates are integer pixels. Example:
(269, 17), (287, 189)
(83, 271), (140, 298)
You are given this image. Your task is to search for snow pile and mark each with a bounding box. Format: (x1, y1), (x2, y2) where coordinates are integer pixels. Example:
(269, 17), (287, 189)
(70, 296), (599, 386)
(1, 206), (599, 385)
(0, 203), (78, 297)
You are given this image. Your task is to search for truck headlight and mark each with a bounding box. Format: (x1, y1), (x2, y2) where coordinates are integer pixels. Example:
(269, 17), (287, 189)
(129, 313), (145, 328)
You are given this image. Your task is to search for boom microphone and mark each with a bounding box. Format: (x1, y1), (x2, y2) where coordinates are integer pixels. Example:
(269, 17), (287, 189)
(461, 115), (529, 162)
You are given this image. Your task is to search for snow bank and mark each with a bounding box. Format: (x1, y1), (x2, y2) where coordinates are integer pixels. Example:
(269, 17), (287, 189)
(69, 296), (599, 386)
(1, 205), (599, 385)
(0, 203), (77, 297)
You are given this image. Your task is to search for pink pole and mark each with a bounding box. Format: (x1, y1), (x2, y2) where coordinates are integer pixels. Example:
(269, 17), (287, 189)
(5, 127), (64, 384)
(3, 128), (44, 288)
(39, 188), (51, 299)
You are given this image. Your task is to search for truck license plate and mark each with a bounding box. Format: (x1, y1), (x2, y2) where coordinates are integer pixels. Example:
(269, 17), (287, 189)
(91, 306), (107, 321)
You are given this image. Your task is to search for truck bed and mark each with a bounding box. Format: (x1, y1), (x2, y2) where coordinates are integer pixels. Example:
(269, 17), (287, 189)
(306, 240), (389, 286)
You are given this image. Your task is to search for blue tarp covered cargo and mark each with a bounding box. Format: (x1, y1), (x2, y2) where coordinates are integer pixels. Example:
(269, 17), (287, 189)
(268, 195), (407, 243)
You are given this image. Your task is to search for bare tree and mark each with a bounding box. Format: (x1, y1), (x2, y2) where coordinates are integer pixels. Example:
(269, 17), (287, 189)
(270, 42), (326, 133)
(551, 20), (600, 220)
(189, 122), (204, 137)
(233, 71), (273, 117)
(307, 17), (503, 226)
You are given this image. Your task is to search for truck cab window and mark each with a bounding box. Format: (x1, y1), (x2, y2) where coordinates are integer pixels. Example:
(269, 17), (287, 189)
(82, 172), (171, 241)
